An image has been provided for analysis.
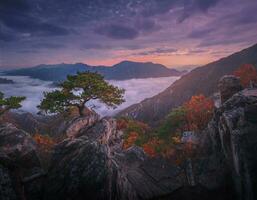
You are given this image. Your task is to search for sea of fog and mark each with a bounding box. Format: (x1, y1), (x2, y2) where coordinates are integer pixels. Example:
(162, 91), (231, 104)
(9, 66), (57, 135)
(0, 75), (180, 116)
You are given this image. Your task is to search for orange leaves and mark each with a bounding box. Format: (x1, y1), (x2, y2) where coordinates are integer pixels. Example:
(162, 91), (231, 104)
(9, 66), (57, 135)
(33, 133), (55, 153)
(171, 136), (181, 144)
(233, 64), (257, 87)
(119, 95), (214, 159)
(123, 132), (139, 149)
(183, 94), (214, 131)
(142, 138), (161, 157)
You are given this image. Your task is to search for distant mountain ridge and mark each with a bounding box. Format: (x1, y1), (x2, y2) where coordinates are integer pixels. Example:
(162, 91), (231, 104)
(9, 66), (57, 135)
(4, 61), (184, 81)
(118, 44), (257, 125)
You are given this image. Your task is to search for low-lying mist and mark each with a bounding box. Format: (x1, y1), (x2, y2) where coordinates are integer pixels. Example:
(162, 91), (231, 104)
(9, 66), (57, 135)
(0, 75), (180, 116)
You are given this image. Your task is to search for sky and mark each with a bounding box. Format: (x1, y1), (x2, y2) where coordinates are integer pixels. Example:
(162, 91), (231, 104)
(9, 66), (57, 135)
(1, 0), (257, 69)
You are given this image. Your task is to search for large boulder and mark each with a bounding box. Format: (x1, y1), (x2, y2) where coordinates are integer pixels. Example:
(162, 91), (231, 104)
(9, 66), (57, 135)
(0, 123), (44, 200)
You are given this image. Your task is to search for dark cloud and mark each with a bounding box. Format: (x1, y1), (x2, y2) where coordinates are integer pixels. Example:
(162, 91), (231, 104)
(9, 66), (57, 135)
(0, 0), (31, 13)
(135, 18), (160, 32)
(1, 13), (70, 37)
(0, 0), (70, 40)
(0, 31), (16, 42)
(187, 49), (208, 54)
(81, 43), (112, 50)
(141, 0), (178, 17)
(188, 28), (214, 39)
(0, 0), (257, 68)
(177, 0), (221, 22)
(95, 24), (139, 40)
(132, 48), (178, 56)
(141, 0), (220, 22)
(0, 0), (222, 42)
(17, 50), (40, 54)
(198, 38), (246, 47)
(31, 43), (65, 49)
(194, 0), (220, 11)
(188, 1), (257, 47)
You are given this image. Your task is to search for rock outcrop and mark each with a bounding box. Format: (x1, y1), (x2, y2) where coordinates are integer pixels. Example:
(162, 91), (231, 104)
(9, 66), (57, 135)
(44, 117), (186, 200)
(218, 75), (243, 103)
(63, 111), (99, 138)
(207, 88), (257, 200)
(0, 123), (44, 200)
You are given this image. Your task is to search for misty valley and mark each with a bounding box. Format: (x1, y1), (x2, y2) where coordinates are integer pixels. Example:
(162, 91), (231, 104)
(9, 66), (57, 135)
(0, 75), (180, 116)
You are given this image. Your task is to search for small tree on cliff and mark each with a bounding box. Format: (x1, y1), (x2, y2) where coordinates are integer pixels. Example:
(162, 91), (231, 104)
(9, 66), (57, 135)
(233, 64), (257, 88)
(38, 71), (125, 116)
(0, 91), (26, 116)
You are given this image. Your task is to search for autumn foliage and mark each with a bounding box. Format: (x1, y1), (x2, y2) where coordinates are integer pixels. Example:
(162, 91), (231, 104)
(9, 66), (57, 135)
(123, 131), (139, 149)
(233, 64), (257, 87)
(117, 118), (150, 149)
(142, 138), (161, 157)
(33, 133), (55, 154)
(118, 95), (214, 159)
(183, 94), (214, 131)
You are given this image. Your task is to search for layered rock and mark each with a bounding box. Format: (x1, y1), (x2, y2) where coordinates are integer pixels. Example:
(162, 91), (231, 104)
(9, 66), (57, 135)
(207, 88), (257, 200)
(63, 111), (99, 138)
(44, 117), (187, 200)
(0, 123), (45, 200)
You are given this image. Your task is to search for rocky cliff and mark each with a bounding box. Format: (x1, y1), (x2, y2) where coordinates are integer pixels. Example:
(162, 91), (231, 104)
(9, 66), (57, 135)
(207, 87), (257, 200)
(0, 77), (256, 200)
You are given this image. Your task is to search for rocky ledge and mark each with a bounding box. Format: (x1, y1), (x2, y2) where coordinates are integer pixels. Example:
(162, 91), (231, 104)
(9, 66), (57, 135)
(0, 123), (44, 200)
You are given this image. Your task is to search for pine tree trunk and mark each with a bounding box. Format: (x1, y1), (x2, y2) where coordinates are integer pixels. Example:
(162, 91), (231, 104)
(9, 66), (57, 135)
(78, 105), (84, 116)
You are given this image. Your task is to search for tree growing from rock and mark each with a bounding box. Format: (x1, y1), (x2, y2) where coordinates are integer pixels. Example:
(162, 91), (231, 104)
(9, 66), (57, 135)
(38, 72), (125, 116)
(233, 64), (257, 88)
(0, 91), (26, 116)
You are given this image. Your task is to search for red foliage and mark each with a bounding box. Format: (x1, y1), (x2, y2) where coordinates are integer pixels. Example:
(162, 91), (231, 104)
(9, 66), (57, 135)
(123, 131), (139, 149)
(233, 64), (257, 87)
(33, 133), (55, 153)
(142, 138), (161, 157)
(183, 94), (214, 131)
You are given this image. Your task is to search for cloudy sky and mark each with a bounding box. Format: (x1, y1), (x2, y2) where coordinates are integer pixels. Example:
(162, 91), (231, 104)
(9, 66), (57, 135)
(0, 0), (257, 68)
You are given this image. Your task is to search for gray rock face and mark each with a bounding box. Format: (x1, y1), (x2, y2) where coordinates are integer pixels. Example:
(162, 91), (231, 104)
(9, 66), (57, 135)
(0, 163), (17, 200)
(0, 123), (44, 200)
(65, 111), (99, 138)
(218, 75), (243, 104)
(44, 118), (185, 200)
(207, 88), (257, 200)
